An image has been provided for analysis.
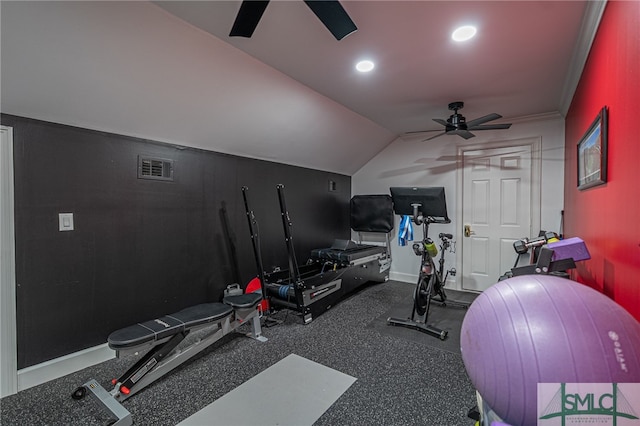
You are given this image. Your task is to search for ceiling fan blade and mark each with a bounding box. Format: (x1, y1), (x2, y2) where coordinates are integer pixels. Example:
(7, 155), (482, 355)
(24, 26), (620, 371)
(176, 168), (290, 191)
(230, 1), (270, 38)
(433, 118), (449, 127)
(468, 123), (513, 131)
(304, 1), (357, 40)
(424, 132), (447, 141)
(465, 113), (502, 128)
(404, 129), (443, 135)
(450, 129), (476, 139)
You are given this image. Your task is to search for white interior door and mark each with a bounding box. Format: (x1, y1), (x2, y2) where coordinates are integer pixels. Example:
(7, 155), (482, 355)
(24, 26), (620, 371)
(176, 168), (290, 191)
(1, 125), (18, 397)
(459, 138), (541, 292)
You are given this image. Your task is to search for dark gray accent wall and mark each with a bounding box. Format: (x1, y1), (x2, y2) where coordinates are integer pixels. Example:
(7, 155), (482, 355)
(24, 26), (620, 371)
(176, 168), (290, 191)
(1, 114), (351, 369)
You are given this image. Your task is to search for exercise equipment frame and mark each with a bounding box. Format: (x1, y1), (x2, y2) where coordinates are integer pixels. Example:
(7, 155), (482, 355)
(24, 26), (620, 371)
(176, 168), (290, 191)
(387, 187), (470, 340)
(72, 293), (266, 426)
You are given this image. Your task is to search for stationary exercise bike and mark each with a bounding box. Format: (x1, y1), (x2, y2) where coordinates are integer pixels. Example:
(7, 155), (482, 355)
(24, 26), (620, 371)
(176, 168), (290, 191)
(413, 231), (466, 306)
(387, 187), (470, 340)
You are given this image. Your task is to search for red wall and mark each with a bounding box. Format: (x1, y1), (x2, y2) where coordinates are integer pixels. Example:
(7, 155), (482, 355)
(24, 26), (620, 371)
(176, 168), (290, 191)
(564, 0), (640, 320)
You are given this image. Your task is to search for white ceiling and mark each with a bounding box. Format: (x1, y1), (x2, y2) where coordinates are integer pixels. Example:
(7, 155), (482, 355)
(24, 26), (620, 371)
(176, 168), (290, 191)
(1, 1), (601, 175)
(155, 0), (590, 133)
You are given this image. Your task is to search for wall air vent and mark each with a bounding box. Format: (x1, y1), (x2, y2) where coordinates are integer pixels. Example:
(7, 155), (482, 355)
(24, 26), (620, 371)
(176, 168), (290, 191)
(138, 156), (174, 181)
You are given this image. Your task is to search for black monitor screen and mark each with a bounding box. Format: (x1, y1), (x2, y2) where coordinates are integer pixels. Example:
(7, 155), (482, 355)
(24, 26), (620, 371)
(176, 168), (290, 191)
(390, 187), (449, 221)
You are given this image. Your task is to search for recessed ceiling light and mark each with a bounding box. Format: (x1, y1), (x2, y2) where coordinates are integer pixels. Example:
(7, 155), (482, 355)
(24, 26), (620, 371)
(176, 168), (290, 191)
(452, 25), (477, 42)
(355, 60), (375, 73)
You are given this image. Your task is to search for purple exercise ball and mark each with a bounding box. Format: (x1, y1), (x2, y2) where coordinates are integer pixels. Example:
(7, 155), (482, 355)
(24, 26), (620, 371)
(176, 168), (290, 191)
(460, 275), (640, 426)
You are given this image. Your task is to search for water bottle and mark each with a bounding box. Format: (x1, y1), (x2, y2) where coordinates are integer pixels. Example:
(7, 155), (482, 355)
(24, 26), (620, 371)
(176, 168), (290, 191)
(425, 238), (438, 257)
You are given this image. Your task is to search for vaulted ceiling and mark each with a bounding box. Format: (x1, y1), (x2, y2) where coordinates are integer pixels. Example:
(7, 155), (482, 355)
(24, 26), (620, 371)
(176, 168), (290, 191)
(1, 1), (602, 175)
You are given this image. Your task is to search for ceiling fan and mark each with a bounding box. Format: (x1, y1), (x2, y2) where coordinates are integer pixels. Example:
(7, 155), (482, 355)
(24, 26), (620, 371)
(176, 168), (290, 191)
(410, 101), (512, 141)
(229, 0), (357, 41)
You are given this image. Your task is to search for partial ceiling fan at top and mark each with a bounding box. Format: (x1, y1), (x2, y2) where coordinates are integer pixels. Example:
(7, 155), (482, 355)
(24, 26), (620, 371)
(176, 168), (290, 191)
(407, 101), (513, 141)
(229, 0), (358, 40)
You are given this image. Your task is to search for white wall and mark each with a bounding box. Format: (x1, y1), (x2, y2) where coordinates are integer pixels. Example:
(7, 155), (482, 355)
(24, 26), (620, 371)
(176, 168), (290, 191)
(0, 1), (394, 176)
(352, 113), (565, 289)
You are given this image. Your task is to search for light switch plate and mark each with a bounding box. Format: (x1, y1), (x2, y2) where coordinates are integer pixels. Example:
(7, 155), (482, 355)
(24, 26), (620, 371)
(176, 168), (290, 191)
(59, 213), (74, 231)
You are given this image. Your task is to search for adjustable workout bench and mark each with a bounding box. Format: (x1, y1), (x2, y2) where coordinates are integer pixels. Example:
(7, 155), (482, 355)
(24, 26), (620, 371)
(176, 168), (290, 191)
(72, 292), (267, 426)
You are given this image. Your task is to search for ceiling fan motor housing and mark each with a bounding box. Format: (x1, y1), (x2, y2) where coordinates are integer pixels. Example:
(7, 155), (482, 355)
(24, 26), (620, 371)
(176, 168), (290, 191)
(416, 101), (512, 141)
(448, 113), (466, 129)
(447, 101), (467, 130)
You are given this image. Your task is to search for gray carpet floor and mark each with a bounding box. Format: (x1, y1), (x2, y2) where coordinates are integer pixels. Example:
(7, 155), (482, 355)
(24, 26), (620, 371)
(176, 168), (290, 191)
(0, 280), (478, 425)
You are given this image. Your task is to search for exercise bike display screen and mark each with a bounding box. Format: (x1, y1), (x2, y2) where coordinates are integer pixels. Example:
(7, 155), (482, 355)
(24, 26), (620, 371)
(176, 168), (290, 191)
(390, 187), (450, 222)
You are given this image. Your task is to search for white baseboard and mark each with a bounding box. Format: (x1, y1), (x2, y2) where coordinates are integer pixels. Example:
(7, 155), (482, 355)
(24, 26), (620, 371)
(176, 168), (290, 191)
(17, 343), (115, 392)
(389, 271), (459, 289)
(389, 271), (416, 283)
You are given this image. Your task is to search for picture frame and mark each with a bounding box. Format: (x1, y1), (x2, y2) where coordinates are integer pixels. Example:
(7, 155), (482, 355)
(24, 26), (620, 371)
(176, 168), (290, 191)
(577, 106), (608, 190)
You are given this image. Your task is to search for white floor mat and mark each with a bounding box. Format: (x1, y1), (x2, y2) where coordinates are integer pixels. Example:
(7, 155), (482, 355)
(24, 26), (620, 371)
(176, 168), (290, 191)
(178, 353), (357, 426)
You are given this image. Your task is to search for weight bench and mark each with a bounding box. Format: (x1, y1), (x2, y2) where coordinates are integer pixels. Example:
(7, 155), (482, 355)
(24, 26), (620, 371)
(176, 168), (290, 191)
(72, 292), (267, 426)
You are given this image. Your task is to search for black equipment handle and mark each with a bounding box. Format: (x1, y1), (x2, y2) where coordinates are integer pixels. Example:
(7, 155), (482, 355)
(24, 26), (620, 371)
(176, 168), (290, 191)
(410, 204), (451, 226)
(241, 187), (267, 300)
(276, 184), (302, 284)
(439, 233), (453, 240)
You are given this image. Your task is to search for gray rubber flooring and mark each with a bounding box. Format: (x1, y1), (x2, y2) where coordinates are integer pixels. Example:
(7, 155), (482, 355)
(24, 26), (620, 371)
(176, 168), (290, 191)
(0, 280), (478, 426)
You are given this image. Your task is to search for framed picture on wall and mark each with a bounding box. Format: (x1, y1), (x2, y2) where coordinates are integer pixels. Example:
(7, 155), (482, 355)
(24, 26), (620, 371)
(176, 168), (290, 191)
(577, 106), (608, 190)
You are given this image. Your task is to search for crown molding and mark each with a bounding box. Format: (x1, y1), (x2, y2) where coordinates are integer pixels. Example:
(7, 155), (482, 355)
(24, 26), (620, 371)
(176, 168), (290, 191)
(508, 111), (564, 124)
(559, 0), (608, 116)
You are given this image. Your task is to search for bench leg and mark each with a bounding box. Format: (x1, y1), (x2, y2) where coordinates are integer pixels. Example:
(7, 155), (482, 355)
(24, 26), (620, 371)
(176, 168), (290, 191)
(232, 306), (268, 342)
(248, 313), (268, 342)
(72, 379), (132, 426)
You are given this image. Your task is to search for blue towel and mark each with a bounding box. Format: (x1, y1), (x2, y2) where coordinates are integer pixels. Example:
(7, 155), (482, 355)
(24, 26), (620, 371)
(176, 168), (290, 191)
(398, 215), (413, 246)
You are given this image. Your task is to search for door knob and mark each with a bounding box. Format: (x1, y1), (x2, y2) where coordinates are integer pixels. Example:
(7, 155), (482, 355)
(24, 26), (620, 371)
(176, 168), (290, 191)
(464, 224), (475, 237)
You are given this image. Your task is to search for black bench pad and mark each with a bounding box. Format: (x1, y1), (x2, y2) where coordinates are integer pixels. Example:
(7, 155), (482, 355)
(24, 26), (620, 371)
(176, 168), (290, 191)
(108, 303), (234, 350)
(311, 244), (386, 263)
(223, 292), (263, 309)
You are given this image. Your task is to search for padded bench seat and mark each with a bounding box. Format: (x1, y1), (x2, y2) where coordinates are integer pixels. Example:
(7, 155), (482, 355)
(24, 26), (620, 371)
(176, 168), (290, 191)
(108, 303), (234, 350)
(223, 292), (262, 309)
